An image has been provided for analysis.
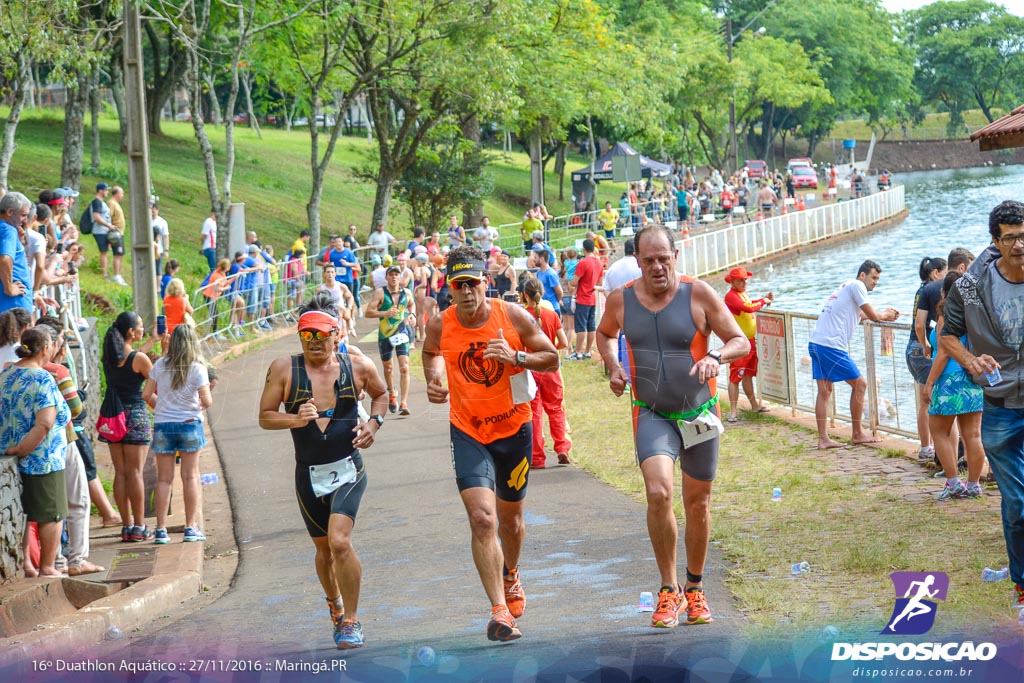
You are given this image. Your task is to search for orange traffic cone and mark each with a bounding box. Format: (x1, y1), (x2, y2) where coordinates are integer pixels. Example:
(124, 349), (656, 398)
(756, 211), (763, 223)
(798, 197), (806, 211)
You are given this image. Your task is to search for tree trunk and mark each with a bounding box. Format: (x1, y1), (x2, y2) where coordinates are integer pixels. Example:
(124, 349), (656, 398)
(61, 69), (91, 190)
(89, 68), (102, 172)
(586, 115), (597, 209)
(0, 54), (31, 190)
(371, 168), (395, 231)
(204, 71), (221, 126)
(555, 143), (566, 202)
(528, 128), (544, 206)
(143, 20), (188, 136)
(186, 51), (226, 258)
(109, 50), (128, 153)
(242, 70), (261, 139)
(460, 113), (483, 229)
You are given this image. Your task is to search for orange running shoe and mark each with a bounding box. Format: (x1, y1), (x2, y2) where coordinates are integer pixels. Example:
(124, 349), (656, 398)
(684, 586), (713, 625)
(651, 586), (682, 628)
(503, 567), (526, 618)
(486, 606), (522, 642)
(326, 597), (345, 639)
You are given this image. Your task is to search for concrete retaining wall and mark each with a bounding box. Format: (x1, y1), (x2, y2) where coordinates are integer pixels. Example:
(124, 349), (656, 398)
(0, 457), (25, 584)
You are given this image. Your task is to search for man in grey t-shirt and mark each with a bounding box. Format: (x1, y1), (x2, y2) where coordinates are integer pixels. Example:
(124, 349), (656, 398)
(90, 182), (124, 281)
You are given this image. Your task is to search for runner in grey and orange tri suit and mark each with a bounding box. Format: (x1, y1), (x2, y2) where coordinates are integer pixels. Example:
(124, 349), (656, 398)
(597, 225), (749, 630)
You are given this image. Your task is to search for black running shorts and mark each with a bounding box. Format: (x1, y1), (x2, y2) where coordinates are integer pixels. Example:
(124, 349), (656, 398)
(294, 462), (367, 538)
(450, 423), (532, 502)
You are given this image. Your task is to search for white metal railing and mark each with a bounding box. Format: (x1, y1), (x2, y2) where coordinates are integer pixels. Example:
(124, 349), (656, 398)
(751, 310), (919, 440)
(675, 185), (906, 278)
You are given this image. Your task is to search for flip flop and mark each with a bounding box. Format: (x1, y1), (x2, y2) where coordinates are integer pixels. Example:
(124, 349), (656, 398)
(68, 562), (106, 576)
(727, 416), (739, 423)
(756, 407), (771, 413)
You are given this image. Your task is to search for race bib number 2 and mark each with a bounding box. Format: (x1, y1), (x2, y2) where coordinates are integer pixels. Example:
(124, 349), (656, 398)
(678, 410), (724, 449)
(309, 457), (357, 498)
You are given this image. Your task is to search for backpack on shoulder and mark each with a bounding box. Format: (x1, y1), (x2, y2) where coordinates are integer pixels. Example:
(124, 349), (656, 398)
(79, 206), (94, 235)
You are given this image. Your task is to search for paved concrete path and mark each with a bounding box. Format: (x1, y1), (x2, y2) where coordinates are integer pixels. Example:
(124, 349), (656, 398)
(95, 331), (744, 679)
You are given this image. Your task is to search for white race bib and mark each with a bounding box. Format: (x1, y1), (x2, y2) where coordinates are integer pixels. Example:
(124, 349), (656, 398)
(678, 410), (724, 449)
(389, 332), (410, 348)
(510, 369), (537, 404)
(309, 457), (358, 498)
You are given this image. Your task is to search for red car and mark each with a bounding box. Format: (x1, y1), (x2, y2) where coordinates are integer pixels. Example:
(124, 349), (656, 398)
(746, 160), (768, 179)
(792, 166), (818, 189)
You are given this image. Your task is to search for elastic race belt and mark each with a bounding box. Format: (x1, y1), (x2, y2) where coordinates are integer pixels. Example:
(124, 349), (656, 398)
(632, 395), (719, 421)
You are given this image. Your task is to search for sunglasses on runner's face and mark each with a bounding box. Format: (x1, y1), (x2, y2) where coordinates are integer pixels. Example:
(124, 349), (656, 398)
(299, 329), (334, 341)
(450, 278), (483, 290)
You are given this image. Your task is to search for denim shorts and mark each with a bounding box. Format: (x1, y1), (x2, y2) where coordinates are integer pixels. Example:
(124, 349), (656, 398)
(151, 421), (207, 454)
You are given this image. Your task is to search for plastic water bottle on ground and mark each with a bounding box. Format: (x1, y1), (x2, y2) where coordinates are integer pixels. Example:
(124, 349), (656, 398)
(791, 561), (810, 575)
(771, 487), (782, 502)
(982, 567), (1009, 582)
(417, 646), (436, 667)
(200, 473), (219, 485)
(638, 591), (655, 612)
(104, 626), (123, 641)
(818, 625), (840, 643)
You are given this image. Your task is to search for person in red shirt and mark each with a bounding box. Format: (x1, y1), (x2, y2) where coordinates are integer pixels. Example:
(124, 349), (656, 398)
(520, 277), (570, 467)
(722, 266), (773, 422)
(568, 238), (604, 360)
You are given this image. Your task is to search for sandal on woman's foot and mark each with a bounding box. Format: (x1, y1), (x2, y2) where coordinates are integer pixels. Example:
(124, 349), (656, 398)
(102, 517), (123, 528)
(727, 416), (739, 423)
(756, 407), (771, 414)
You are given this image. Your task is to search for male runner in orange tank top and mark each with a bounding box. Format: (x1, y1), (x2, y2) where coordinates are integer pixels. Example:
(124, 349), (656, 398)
(422, 245), (559, 642)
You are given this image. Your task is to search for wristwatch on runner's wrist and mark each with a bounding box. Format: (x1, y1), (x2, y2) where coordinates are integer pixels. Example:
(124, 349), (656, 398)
(707, 351), (722, 364)
(369, 414), (384, 427)
(515, 351), (527, 367)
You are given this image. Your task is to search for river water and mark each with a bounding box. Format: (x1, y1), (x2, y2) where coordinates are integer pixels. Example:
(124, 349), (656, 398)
(726, 165), (1024, 313)
(711, 164), (1024, 435)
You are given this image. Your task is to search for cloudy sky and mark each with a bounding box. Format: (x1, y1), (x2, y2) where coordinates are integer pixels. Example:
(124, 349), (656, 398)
(882, 0), (1024, 13)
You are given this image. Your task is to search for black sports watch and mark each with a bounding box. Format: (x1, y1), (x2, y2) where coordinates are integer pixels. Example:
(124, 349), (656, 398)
(369, 414), (385, 427)
(707, 351), (722, 364)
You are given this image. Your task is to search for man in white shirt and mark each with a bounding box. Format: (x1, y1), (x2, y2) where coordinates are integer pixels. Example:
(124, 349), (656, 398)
(366, 223), (395, 256)
(200, 209), (217, 270)
(808, 260), (900, 449)
(151, 203), (170, 274)
(602, 238), (641, 293)
(472, 216), (499, 253)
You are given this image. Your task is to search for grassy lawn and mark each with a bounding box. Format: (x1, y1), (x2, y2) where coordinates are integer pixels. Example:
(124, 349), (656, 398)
(831, 108), (1006, 141)
(558, 359), (1012, 640)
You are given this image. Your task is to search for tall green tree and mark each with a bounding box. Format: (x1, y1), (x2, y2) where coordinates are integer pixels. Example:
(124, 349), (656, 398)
(904, 0), (1024, 133)
(0, 0), (103, 189)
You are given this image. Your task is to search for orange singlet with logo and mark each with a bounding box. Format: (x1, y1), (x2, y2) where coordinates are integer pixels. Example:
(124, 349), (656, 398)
(440, 298), (532, 444)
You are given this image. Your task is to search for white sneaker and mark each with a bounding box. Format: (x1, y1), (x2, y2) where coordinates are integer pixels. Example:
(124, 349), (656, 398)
(112, 274), (127, 285)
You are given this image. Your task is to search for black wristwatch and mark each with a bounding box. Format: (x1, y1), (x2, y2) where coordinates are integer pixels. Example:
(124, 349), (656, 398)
(369, 414), (384, 427)
(707, 351), (722, 364)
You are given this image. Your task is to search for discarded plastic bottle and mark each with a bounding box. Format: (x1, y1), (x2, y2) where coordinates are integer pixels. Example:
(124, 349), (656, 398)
(818, 625), (840, 643)
(417, 646), (436, 667)
(200, 473), (219, 485)
(638, 591), (655, 612)
(982, 567), (1009, 582)
(104, 626), (123, 641)
(771, 487), (782, 502)
(791, 562), (810, 575)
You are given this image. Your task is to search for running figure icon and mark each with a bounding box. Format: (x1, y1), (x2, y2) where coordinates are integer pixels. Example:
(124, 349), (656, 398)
(887, 574), (939, 632)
